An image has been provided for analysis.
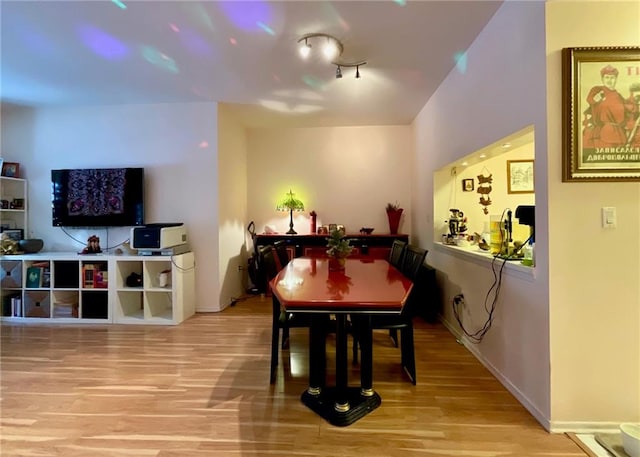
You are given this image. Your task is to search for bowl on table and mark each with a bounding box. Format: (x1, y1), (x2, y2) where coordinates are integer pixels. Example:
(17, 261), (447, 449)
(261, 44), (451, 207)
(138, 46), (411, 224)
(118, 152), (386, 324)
(621, 423), (640, 457)
(19, 239), (44, 253)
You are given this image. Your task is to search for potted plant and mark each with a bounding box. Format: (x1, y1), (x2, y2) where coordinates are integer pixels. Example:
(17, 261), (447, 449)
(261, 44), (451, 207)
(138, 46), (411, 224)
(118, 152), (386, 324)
(326, 228), (353, 271)
(386, 202), (403, 234)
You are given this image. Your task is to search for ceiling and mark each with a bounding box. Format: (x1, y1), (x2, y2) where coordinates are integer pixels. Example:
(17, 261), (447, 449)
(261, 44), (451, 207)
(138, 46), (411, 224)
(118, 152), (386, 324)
(0, 1), (503, 128)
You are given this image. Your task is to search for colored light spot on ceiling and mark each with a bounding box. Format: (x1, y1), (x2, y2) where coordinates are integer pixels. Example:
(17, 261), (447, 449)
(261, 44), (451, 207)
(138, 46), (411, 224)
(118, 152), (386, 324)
(77, 25), (128, 60)
(302, 75), (325, 90)
(180, 28), (212, 56)
(111, 0), (127, 9)
(257, 22), (275, 36)
(169, 23), (180, 33)
(141, 45), (179, 73)
(229, 37), (237, 45)
(218, 1), (273, 32)
(393, 0), (407, 5)
(199, 141), (209, 148)
(454, 51), (467, 74)
(186, 3), (215, 31)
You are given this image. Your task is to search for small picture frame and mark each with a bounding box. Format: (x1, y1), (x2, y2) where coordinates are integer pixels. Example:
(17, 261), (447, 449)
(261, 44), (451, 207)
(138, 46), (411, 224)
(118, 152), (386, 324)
(1, 162), (20, 178)
(328, 223), (338, 233)
(2, 229), (24, 241)
(10, 198), (24, 209)
(507, 159), (535, 194)
(317, 226), (329, 235)
(462, 178), (474, 192)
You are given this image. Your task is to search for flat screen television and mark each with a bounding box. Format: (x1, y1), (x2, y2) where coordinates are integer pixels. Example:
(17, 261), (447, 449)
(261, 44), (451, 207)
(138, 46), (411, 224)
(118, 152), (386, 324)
(51, 167), (145, 227)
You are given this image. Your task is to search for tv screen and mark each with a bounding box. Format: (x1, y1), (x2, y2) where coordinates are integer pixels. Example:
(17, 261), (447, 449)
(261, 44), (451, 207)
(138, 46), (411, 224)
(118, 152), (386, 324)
(51, 168), (145, 227)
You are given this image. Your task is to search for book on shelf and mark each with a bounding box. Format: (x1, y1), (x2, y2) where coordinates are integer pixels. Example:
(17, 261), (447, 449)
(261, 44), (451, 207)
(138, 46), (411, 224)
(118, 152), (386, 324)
(25, 266), (43, 288)
(11, 296), (22, 317)
(82, 264), (95, 288)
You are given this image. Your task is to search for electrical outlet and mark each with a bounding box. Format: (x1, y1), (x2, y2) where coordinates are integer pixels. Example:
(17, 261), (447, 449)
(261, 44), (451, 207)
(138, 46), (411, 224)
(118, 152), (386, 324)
(237, 265), (244, 271)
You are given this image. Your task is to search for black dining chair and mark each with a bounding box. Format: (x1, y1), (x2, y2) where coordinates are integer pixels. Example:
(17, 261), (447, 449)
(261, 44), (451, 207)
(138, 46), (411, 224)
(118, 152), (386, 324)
(264, 245), (315, 384)
(352, 244), (428, 385)
(388, 239), (407, 268)
(273, 240), (290, 270)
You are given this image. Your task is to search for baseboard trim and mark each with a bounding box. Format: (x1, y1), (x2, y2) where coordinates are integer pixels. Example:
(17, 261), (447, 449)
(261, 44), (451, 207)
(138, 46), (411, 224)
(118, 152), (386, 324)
(549, 422), (622, 434)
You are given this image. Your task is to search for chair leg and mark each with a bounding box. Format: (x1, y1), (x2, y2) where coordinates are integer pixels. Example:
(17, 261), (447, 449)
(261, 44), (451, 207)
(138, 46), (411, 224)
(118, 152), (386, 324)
(400, 324), (416, 385)
(270, 324), (279, 385)
(270, 298), (281, 384)
(389, 329), (398, 347)
(281, 325), (290, 349)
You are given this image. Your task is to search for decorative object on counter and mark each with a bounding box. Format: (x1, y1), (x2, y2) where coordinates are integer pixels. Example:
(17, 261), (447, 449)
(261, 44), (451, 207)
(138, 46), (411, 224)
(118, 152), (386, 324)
(461, 178), (474, 192)
(18, 239), (44, 254)
(81, 235), (102, 254)
(359, 227), (374, 235)
(1, 161), (20, 178)
(309, 210), (317, 234)
(317, 225), (329, 235)
(386, 202), (403, 234)
(276, 189), (305, 235)
(326, 228), (353, 271)
(447, 209), (467, 236)
(477, 169), (493, 214)
(0, 232), (19, 254)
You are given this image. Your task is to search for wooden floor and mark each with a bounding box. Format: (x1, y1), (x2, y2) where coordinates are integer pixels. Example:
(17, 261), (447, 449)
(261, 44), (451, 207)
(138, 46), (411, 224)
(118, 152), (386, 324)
(0, 294), (585, 457)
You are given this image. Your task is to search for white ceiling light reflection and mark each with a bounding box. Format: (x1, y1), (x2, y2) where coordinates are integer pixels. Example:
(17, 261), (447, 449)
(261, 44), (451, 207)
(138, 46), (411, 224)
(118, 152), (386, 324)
(259, 100), (323, 115)
(271, 89), (323, 101)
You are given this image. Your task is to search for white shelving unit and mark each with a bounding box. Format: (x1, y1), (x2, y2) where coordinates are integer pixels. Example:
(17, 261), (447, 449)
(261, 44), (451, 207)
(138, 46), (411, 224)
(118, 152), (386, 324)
(1, 252), (195, 325)
(111, 252), (195, 325)
(0, 176), (28, 239)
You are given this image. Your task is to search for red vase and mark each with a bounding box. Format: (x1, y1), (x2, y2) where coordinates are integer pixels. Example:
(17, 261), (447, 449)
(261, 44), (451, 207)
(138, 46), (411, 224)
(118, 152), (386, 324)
(387, 209), (403, 234)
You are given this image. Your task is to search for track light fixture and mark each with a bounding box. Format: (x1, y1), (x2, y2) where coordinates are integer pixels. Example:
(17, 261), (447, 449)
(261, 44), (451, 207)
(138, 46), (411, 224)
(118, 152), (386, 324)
(297, 33), (343, 61)
(297, 32), (367, 80)
(332, 61), (367, 79)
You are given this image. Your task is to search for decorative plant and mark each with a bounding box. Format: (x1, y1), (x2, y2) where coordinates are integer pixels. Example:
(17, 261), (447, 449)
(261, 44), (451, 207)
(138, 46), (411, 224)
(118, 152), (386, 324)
(326, 229), (353, 258)
(386, 201), (402, 212)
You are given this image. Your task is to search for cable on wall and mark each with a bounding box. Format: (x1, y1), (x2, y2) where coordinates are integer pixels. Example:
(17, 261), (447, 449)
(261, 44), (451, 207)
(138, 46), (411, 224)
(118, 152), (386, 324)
(452, 208), (532, 343)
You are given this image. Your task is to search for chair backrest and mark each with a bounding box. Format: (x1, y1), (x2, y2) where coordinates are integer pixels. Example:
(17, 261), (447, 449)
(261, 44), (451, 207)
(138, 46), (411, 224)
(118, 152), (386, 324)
(259, 245), (279, 286)
(273, 240), (290, 270)
(400, 245), (427, 281)
(388, 240), (407, 268)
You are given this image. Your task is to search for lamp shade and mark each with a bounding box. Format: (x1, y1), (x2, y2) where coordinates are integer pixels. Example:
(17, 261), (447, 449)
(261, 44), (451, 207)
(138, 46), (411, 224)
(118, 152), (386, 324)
(276, 189), (304, 212)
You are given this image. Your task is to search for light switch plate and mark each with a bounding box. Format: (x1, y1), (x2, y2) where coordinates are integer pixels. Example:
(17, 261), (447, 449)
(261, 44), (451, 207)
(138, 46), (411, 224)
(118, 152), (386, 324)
(602, 207), (616, 228)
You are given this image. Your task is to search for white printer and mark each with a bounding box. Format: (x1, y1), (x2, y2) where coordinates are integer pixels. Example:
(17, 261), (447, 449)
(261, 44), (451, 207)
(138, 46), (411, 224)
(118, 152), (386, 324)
(131, 223), (187, 250)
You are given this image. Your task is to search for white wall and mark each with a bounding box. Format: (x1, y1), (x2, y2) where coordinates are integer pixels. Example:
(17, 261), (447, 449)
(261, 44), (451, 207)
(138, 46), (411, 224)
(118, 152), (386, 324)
(1, 102), (220, 313)
(246, 126), (412, 237)
(546, 1), (640, 429)
(413, 1), (553, 426)
(217, 105), (249, 311)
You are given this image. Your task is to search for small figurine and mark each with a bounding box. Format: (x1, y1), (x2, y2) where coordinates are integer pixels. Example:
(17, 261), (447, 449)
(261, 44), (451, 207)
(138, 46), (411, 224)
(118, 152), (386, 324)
(0, 233), (19, 255)
(81, 235), (102, 254)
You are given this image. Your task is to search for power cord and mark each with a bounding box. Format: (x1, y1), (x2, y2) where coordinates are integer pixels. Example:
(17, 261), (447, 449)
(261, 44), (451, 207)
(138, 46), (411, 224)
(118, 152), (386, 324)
(453, 208), (532, 344)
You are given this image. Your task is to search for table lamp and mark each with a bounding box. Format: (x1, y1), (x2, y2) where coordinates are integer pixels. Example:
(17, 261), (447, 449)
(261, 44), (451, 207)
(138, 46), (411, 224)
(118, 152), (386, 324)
(277, 189), (305, 234)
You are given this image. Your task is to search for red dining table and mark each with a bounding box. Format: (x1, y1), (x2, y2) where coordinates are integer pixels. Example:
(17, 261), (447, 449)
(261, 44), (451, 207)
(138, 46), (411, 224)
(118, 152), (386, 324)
(271, 257), (413, 426)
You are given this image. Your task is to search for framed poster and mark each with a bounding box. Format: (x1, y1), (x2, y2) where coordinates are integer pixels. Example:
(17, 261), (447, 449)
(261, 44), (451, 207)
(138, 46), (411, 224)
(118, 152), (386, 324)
(562, 46), (640, 181)
(507, 160), (534, 194)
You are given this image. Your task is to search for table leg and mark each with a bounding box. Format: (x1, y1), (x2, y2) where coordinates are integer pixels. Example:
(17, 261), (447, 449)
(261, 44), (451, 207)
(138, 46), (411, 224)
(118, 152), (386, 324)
(334, 314), (349, 412)
(358, 314), (374, 397)
(307, 314), (326, 395)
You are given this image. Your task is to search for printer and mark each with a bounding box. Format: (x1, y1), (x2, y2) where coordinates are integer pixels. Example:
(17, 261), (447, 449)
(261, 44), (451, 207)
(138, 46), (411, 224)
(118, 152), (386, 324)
(131, 223), (187, 250)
